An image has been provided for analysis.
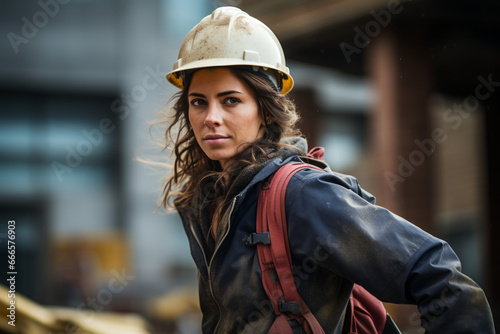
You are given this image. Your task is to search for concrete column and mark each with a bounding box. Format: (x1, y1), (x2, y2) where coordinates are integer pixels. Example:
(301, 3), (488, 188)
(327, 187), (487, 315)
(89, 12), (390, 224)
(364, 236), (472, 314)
(367, 29), (434, 234)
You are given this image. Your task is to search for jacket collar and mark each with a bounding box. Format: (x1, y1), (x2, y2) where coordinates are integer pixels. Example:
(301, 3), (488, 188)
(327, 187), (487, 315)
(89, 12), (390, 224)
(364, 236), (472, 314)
(225, 136), (308, 203)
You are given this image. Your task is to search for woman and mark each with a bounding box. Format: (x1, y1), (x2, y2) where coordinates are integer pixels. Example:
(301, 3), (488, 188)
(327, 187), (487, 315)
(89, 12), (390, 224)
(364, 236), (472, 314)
(161, 6), (494, 334)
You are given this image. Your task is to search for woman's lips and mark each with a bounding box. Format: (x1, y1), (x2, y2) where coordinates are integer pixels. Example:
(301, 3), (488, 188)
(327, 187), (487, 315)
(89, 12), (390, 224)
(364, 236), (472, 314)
(203, 135), (229, 145)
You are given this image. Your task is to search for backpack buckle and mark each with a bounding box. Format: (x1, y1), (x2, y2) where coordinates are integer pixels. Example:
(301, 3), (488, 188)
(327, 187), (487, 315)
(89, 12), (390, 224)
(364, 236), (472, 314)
(278, 300), (302, 315)
(243, 232), (271, 246)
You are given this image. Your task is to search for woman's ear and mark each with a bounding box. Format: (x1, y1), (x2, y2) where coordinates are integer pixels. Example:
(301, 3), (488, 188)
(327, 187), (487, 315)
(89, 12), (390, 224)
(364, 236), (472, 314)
(262, 112), (271, 126)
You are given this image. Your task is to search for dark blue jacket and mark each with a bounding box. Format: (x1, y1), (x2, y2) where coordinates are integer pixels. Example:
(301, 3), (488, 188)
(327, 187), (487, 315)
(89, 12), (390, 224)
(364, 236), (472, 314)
(178, 139), (495, 333)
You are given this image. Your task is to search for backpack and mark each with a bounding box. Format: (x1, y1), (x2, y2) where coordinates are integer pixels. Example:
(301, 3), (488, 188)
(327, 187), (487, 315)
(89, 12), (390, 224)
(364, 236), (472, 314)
(245, 147), (401, 334)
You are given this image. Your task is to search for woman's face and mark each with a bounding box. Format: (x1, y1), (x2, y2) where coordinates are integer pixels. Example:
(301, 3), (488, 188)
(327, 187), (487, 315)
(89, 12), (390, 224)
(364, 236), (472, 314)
(188, 67), (265, 169)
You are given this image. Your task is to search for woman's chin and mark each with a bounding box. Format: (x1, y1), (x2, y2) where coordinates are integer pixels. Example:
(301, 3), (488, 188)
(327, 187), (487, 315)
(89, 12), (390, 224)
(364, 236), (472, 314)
(204, 152), (232, 168)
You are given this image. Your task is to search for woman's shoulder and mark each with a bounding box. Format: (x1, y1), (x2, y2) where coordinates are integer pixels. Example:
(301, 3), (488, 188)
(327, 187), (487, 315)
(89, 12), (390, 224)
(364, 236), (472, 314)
(285, 162), (376, 205)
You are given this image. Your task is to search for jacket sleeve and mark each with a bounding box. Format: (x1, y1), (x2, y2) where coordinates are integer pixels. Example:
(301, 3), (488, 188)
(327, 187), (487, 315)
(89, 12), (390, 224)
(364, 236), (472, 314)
(285, 169), (495, 333)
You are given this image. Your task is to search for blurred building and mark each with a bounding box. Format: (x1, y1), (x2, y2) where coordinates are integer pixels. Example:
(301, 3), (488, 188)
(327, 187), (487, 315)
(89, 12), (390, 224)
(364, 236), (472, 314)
(0, 0), (498, 333)
(0, 0), (209, 332)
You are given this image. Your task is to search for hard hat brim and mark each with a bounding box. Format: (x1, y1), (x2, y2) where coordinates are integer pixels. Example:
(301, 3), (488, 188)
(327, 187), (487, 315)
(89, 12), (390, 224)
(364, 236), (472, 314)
(166, 60), (293, 95)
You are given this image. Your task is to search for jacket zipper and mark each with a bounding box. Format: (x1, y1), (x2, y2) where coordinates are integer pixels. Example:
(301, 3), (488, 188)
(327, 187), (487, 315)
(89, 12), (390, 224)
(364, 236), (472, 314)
(190, 196), (238, 333)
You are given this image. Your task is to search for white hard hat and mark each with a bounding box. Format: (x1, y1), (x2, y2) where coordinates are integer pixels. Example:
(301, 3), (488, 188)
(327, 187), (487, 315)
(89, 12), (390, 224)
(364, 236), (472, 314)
(166, 6), (294, 95)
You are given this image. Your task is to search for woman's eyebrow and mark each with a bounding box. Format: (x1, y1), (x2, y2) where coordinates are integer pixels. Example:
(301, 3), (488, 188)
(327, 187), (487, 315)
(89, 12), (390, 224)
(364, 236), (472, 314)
(188, 90), (243, 98)
(217, 90), (242, 97)
(188, 92), (205, 98)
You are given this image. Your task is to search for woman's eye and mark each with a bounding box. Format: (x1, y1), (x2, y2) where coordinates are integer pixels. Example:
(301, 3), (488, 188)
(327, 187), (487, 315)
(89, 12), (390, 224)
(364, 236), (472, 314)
(190, 99), (206, 106)
(224, 97), (241, 105)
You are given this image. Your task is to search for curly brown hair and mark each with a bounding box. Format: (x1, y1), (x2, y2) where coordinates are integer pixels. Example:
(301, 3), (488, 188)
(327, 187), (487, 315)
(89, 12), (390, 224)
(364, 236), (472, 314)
(161, 67), (301, 235)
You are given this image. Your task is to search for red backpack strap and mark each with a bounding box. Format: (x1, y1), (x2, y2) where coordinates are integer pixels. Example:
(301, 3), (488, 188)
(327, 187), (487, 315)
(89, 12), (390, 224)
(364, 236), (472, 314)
(306, 147), (325, 161)
(256, 162), (325, 334)
(253, 161), (393, 334)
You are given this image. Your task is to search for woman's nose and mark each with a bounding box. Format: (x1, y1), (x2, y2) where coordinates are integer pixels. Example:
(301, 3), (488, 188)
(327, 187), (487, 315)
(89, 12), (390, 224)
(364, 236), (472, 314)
(204, 104), (223, 127)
